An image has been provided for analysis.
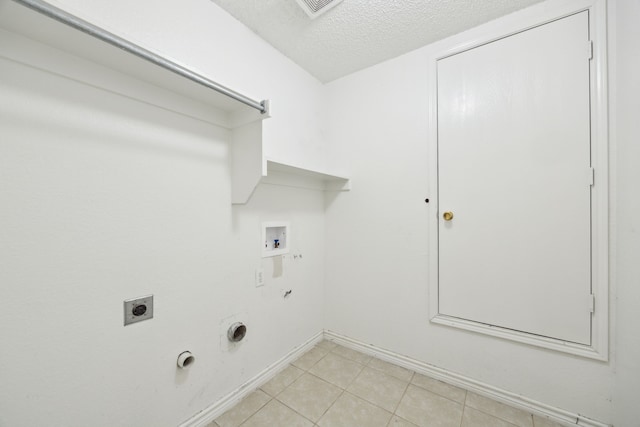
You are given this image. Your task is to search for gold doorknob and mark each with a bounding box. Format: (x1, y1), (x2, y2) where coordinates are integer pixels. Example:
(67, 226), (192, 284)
(443, 211), (454, 221)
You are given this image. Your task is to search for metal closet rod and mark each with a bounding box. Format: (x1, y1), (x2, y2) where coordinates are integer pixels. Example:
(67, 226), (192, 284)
(12, 0), (268, 114)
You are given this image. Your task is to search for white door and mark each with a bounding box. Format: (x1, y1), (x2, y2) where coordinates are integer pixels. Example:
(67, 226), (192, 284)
(437, 12), (592, 345)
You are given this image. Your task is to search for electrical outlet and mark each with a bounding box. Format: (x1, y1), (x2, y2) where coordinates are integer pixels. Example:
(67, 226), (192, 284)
(255, 268), (264, 287)
(124, 295), (153, 326)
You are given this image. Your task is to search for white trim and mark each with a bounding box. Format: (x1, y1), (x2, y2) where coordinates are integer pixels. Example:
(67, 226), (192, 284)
(427, 0), (609, 360)
(324, 330), (610, 427)
(179, 331), (323, 427)
(587, 0), (610, 364)
(430, 315), (605, 359)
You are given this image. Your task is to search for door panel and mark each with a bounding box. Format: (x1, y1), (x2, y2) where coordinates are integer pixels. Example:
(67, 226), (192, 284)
(437, 12), (591, 345)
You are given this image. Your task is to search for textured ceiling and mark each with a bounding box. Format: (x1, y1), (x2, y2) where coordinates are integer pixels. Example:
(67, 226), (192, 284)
(210, 0), (545, 82)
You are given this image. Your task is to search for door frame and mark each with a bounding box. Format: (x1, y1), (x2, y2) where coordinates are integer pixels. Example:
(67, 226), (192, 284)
(427, 0), (609, 360)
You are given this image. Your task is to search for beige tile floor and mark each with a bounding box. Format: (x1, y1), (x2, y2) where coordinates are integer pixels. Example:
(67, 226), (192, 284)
(207, 340), (564, 427)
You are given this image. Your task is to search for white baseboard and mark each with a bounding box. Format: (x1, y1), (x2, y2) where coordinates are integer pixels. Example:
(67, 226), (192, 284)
(323, 330), (610, 427)
(179, 329), (609, 427)
(179, 330), (324, 427)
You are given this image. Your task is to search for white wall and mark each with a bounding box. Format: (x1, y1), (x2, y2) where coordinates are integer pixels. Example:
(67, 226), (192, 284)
(610, 0), (640, 426)
(0, 1), (327, 426)
(324, 1), (638, 425)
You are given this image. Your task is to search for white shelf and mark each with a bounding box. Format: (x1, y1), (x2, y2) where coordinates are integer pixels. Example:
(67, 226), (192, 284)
(229, 117), (351, 206)
(264, 160), (350, 190)
(0, 1), (350, 206)
(266, 160), (350, 183)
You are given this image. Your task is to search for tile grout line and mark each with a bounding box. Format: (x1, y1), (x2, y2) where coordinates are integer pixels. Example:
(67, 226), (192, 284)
(308, 344), (371, 425)
(329, 353), (414, 421)
(310, 343), (470, 426)
(388, 371), (415, 427)
(271, 383), (325, 426)
(393, 371), (415, 414)
(464, 396), (530, 427)
(276, 398), (319, 426)
(229, 344), (341, 427)
(270, 348), (326, 426)
(461, 391), (523, 427)
(309, 351), (367, 423)
(366, 356), (415, 383)
(291, 345), (332, 372)
(234, 393), (273, 427)
(275, 347), (346, 426)
(459, 390), (469, 427)
(340, 386), (404, 419)
(408, 376), (469, 407)
(316, 389), (347, 425)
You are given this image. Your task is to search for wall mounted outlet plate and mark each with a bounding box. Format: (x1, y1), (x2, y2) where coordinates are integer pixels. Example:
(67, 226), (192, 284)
(124, 295), (154, 326)
(255, 267), (265, 287)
